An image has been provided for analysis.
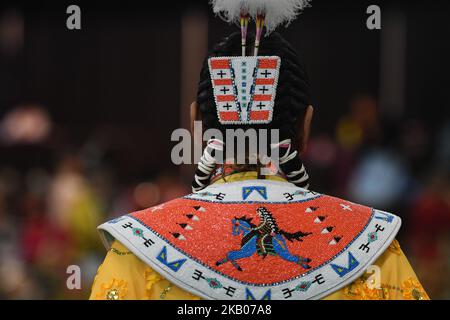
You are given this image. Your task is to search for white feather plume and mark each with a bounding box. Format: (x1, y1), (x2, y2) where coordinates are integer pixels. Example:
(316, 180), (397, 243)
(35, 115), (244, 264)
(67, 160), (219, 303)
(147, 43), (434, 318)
(211, 0), (312, 34)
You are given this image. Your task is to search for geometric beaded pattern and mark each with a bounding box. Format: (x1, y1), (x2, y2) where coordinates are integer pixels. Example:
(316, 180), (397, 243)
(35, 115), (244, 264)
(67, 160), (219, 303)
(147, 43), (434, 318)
(208, 56), (280, 124)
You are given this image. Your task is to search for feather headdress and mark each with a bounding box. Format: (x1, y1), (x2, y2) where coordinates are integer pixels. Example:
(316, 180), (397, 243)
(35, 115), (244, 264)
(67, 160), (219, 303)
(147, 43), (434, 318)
(211, 0), (312, 35)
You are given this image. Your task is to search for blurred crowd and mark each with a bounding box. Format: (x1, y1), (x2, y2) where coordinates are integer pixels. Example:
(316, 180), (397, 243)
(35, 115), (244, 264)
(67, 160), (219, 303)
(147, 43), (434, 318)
(0, 96), (449, 299)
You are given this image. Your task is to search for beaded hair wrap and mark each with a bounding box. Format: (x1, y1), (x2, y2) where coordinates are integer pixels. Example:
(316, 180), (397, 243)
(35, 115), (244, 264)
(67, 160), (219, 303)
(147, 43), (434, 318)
(192, 139), (224, 192)
(271, 139), (310, 189)
(253, 13), (265, 56)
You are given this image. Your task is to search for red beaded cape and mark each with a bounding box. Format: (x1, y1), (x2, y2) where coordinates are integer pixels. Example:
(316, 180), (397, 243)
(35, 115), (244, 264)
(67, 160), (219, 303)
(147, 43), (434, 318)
(98, 179), (400, 300)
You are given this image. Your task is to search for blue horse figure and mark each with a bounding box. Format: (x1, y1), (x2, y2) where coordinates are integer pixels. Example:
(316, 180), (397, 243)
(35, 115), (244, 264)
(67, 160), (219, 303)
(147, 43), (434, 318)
(216, 210), (312, 271)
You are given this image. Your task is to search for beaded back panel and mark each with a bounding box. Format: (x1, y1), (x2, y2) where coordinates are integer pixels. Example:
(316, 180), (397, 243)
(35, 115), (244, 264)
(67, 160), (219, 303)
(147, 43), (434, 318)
(98, 180), (401, 300)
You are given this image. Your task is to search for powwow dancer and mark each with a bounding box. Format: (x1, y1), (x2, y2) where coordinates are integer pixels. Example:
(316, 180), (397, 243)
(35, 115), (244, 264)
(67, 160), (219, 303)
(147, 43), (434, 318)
(90, 0), (429, 300)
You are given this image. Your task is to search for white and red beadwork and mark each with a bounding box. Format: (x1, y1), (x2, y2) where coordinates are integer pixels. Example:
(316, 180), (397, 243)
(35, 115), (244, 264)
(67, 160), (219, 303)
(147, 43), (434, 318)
(208, 56), (281, 125)
(98, 179), (401, 300)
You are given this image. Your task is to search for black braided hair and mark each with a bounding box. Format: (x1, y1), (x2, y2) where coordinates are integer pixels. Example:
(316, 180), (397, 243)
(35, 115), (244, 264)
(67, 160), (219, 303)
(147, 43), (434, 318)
(194, 32), (312, 189)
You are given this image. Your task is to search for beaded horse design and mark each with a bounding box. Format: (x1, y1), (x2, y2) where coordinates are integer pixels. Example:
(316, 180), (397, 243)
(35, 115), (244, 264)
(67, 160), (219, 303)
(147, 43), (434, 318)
(216, 207), (312, 271)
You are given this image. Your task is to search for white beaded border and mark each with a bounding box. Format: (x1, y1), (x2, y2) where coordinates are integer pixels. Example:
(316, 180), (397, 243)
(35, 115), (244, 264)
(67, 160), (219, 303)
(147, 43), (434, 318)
(207, 56), (281, 125)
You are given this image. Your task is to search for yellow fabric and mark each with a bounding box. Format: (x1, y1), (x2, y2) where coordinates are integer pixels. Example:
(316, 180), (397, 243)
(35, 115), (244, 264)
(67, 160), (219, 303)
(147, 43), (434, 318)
(90, 172), (430, 300)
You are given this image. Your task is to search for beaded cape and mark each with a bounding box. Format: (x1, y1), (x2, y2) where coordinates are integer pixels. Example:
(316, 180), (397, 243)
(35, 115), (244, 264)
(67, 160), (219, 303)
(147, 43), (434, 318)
(98, 179), (400, 300)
